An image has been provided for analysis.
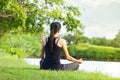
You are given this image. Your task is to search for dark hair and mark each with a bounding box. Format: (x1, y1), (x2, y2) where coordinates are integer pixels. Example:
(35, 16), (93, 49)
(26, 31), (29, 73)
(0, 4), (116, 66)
(49, 22), (61, 52)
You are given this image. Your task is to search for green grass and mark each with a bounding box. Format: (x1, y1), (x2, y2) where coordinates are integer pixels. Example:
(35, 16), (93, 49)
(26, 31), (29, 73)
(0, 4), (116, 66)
(0, 53), (120, 80)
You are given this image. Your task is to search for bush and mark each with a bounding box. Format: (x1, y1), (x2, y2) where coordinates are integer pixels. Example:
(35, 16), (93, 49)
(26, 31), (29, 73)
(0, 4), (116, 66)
(8, 47), (26, 58)
(68, 43), (120, 61)
(0, 32), (42, 58)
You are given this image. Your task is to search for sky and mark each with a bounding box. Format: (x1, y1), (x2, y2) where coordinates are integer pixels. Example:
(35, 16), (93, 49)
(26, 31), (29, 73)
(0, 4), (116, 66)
(66, 0), (120, 39)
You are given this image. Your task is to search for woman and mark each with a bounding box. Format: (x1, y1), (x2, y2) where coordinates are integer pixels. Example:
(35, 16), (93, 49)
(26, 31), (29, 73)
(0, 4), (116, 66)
(40, 22), (82, 70)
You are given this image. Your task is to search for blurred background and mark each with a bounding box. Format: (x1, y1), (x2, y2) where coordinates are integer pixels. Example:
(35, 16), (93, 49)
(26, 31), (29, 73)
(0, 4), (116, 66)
(0, 0), (120, 61)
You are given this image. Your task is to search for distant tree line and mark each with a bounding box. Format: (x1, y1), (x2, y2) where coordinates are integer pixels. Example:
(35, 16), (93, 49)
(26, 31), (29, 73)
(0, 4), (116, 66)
(63, 30), (120, 48)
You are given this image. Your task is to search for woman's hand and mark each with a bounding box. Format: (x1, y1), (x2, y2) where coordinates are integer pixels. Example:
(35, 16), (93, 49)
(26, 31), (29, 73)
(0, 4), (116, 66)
(77, 58), (83, 64)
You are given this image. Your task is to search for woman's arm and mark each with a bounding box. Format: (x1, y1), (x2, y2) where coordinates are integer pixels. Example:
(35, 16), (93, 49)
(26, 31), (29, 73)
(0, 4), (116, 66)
(40, 38), (46, 59)
(62, 39), (82, 64)
(40, 45), (45, 59)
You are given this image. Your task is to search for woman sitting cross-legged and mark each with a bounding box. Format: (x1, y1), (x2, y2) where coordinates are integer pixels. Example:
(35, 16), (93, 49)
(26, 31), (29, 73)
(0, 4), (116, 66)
(40, 22), (82, 70)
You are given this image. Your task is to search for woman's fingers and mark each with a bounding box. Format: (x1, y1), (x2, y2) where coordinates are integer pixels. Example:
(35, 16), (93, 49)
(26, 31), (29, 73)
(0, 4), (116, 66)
(78, 58), (82, 64)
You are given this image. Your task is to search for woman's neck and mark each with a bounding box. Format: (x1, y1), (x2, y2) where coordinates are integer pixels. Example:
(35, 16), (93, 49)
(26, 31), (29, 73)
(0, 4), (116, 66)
(54, 33), (59, 38)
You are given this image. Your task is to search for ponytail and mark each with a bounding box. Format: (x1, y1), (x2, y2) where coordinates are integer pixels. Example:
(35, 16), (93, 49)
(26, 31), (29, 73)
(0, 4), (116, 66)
(49, 22), (61, 53)
(49, 28), (54, 52)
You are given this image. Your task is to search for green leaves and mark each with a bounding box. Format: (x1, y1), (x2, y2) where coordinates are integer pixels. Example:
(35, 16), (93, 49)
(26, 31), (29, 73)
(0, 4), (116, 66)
(112, 30), (120, 47)
(0, 0), (27, 34)
(63, 13), (83, 32)
(67, 5), (81, 16)
(68, 43), (120, 61)
(45, 0), (63, 6)
(0, 0), (83, 34)
(48, 8), (63, 20)
(0, 33), (41, 58)
(0, 0), (10, 9)
(8, 1), (27, 27)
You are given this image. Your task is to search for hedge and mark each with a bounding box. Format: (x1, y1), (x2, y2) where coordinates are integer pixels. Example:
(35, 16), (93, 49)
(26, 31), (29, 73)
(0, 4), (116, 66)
(0, 33), (41, 58)
(68, 43), (120, 61)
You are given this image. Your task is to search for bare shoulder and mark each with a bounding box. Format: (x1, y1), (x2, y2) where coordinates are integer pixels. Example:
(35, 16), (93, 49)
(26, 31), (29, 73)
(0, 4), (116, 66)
(59, 38), (67, 44)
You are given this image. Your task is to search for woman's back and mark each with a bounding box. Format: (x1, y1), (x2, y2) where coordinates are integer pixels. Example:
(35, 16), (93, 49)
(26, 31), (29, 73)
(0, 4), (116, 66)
(40, 37), (62, 70)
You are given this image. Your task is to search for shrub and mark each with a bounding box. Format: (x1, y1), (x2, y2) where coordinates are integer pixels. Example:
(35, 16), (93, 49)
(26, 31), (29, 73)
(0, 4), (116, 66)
(68, 43), (120, 61)
(8, 47), (26, 58)
(0, 32), (41, 58)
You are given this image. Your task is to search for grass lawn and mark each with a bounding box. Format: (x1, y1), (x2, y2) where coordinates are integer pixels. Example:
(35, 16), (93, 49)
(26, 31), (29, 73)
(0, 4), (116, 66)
(0, 53), (120, 80)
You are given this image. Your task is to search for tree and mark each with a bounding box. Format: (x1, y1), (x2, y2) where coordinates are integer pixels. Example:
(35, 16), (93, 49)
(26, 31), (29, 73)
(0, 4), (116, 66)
(0, 0), (83, 34)
(0, 0), (27, 34)
(63, 34), (76, 44)
(112, 30), (120, 47)
(88, 37), (112, 46)
(63, 29), (88, 44)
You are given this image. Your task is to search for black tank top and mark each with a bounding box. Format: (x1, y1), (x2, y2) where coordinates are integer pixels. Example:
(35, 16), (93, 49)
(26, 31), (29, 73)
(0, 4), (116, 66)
(40, 37), (62, 70)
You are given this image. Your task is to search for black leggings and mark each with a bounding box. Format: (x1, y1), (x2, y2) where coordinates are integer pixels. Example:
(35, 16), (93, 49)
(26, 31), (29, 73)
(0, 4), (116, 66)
(61, 62), (79, 70)
(40, 60), (79, 70)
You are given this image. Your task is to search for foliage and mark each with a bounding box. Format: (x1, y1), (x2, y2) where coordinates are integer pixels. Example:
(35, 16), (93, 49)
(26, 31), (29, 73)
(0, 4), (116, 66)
(0, 0), (27, 34)
(0, 53), (119, 80)
(112, 30), (120, 47)
(8, 47), (26, 58)
(0, 32), (41, 58)
(86, 30), (120, 48)
(63, 34), (76, 44)
(68, 43), (120, 61)
(88, 37), (112, 46)
(63, 30), (88, 44)
(0, 0), (83, 34)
